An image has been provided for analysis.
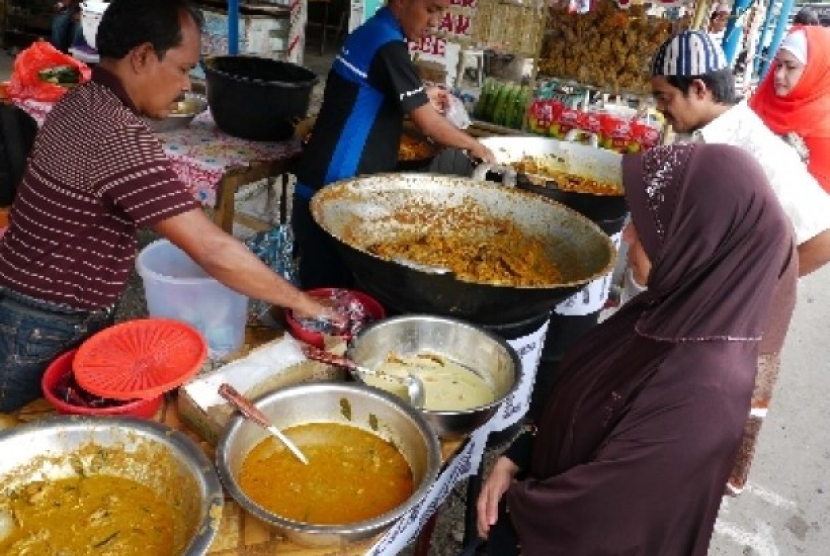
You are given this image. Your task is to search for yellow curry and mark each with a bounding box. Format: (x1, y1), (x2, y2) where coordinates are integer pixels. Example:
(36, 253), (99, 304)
(239, 422), (413, 525)
(0, 475), (176, 556)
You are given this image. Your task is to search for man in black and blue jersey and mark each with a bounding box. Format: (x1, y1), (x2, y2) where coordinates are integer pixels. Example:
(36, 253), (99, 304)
(293, 0), (496, 289)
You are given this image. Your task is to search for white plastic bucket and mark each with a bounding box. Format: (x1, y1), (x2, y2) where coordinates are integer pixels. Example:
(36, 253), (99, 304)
(136, 239), (248, 357)
(80, 1), (109, 49)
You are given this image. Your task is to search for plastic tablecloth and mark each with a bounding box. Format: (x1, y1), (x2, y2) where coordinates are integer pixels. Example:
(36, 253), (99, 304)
(15, 99), (301, 206)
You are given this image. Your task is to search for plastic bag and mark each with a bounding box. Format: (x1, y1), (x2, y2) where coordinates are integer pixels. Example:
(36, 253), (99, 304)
(445, 93), (472, 129)
(7, 42), (92, 103)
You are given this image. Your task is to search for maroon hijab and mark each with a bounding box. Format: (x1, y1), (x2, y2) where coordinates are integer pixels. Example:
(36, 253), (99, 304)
(625, 143), (794, 342)
(505, 144), (795, 556)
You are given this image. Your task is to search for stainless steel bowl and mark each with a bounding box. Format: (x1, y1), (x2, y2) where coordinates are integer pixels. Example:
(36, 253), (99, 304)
(216, 382), (441, 547)
(0, 416), (223, 555)
(148, 92), (208, 133)
(348, 315), (521, 439)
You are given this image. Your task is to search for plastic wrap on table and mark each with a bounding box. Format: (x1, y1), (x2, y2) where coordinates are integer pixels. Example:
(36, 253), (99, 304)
(245, 225), (298, 321)
(245, 225), (298, 284)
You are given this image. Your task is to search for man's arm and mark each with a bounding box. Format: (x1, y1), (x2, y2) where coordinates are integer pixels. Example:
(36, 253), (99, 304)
(797, 229), (830, 276)
(153, 208), (328, 318)
(369, 42), (495, 163)
(409, 103), (495, 163)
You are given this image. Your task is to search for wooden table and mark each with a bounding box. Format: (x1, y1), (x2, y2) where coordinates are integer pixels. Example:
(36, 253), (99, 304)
(7, 322), (466, 556)
(7, 393), (462, 556)
(13, 98), (302, 234)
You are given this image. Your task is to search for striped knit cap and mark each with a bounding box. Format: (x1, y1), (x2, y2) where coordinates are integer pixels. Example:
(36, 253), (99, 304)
(651, 31), (729, 77)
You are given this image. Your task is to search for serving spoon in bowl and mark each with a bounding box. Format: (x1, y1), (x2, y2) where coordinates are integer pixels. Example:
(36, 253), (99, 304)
(302, 346), (426, 408)
(218, 383), (310, 465)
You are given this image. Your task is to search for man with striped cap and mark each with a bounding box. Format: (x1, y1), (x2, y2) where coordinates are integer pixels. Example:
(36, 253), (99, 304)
(649, 29), (830, 278)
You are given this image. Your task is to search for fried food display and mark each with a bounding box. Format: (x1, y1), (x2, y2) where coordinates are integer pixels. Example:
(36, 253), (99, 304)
(364, 206), (564, 286)
(511, 156), (624, 196)
(539, 3), (674, 94)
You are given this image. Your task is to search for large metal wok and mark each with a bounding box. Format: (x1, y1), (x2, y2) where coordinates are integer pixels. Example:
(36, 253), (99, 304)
(310, 173), (616, 324)
(475, 136), (628, 225)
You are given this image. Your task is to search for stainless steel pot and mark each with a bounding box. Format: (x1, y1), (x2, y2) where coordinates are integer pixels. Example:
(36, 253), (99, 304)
(348, 315), (521, 439)
(0, 417), (223, 556)
(475, 136), (628, 225)
(311, 173), (616, 323)
(216, 382), (441, 547)
(474, 135), (623, 185)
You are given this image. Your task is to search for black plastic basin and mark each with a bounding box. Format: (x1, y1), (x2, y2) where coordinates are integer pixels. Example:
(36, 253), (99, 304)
(204, 56), (319, 142)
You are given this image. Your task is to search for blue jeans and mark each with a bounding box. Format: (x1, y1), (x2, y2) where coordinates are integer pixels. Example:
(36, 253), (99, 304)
(51, 11), (85, 53)
(0, 289), (114, 413)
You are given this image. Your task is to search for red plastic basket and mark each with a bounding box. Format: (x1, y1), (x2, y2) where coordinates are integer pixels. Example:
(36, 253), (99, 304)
(42, 350), (162, 418)
(73, 319), (208, 401)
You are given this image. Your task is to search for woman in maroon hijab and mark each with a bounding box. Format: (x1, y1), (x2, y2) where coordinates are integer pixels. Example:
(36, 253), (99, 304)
(476, 143), (797, 556)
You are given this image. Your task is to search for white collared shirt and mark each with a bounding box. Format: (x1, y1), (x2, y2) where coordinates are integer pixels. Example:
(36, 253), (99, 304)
(687, 101), (830, 245)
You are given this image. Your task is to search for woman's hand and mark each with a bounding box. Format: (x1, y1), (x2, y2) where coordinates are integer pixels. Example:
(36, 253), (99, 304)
(476, 456), (520, 539)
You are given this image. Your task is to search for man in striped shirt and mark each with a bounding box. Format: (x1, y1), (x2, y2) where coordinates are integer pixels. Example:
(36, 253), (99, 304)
(0, 0), (331, 412)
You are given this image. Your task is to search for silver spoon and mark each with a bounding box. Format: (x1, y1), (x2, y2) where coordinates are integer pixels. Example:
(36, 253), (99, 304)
(302, 346), (426, 408)
(218, 383), (310, 465)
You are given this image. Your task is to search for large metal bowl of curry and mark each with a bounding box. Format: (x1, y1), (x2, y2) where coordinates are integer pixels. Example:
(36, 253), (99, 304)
(216, 382), (441, 547)
(0, 416), (224, 555)
(311, 173), (617, 324)
(349, 314), (521, 439)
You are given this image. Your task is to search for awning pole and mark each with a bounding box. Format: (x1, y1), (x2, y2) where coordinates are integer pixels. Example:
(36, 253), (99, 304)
(722, 0), (754, 65)
(753, 0), (778, 76)
(228, 0), (240, 55)
(758, 0), (796, 79)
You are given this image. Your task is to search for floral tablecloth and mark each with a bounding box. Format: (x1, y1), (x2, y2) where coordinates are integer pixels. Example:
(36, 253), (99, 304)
(15, 99), (301, 206)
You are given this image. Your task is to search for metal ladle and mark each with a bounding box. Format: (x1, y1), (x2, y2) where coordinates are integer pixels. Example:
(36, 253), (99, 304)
(302, 345), (426, 408)
(218, 383), (310, 465)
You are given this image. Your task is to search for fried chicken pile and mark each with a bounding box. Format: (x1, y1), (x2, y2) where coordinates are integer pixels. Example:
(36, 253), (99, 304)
(538, 3), (674, 94)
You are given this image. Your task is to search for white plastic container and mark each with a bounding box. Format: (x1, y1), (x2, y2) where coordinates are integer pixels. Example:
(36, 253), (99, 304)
(136, 240), (248, 358)
(81, 1), (109, 50)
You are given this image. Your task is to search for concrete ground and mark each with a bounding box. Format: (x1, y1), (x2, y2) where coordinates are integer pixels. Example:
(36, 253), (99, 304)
(2, 42), (829, 556)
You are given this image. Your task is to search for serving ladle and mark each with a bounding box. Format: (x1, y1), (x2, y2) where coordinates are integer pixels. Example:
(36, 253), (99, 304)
(218, 383), (310, 465)
(302, 345), (426, 408)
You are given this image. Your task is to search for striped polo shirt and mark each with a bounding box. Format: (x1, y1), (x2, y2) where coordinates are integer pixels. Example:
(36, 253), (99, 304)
(0, 67), (199, 311)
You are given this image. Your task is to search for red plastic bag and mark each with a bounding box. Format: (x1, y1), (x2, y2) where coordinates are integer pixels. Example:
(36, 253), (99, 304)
(7, 41), (92, 103)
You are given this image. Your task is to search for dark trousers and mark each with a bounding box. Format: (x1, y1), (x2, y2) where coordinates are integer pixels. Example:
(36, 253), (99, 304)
(0, 289), (113, 412)
(479, 498), (521, 556)
(291, 193), (354, 290)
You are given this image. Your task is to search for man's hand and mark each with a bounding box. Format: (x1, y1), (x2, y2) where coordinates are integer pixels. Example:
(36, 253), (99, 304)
(467, 141), (496, 164)
(476, 456), (519, 539)
(291, 294), (348, 327)
(426, 85), (449, 114)
(410, 103), (495, 164)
